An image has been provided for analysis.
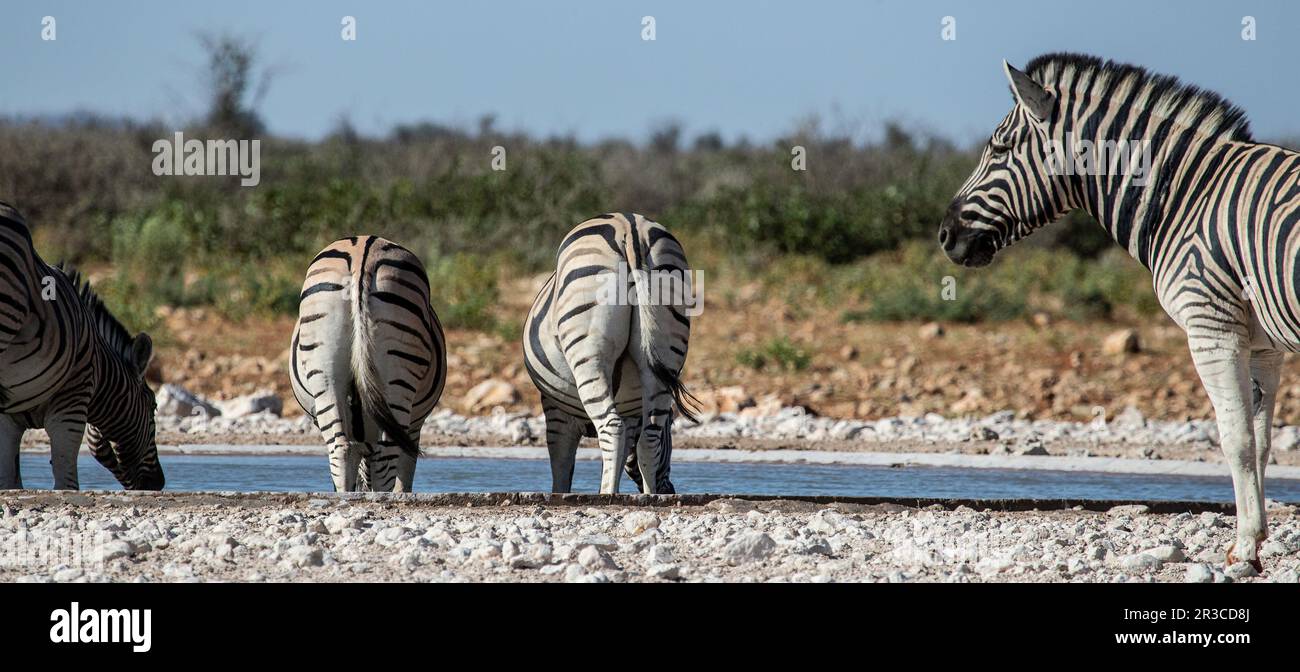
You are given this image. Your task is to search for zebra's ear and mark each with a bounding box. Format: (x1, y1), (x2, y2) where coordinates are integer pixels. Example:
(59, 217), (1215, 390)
(1003, 60), (1054, 122)
(131, 332), (153, 375)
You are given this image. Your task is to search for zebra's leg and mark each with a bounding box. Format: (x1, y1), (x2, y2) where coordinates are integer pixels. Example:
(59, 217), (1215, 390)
(45, 414), (86, 491)
(1249, 348), (1283, 514)
(314, 388), (359, 493)
(0, 415), (24, 489)
(622, 415), (644, 491)
(355, 452), (371, 492)
(632, 365), (677, 495)
(393, 422), (423, 494)
(1186, 333), (1266, 569)
(543, 398), (581, 493)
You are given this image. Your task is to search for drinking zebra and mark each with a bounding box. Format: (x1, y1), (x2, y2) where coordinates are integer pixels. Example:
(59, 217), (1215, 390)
(289, 236), (446, 492)
(0, 203), (163, 490)
(939, 53), (1300, 570)
(523, 213), (698, 495)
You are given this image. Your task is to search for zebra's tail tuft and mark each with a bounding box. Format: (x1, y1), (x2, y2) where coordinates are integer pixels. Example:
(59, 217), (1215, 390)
(351, 279), (421, 459)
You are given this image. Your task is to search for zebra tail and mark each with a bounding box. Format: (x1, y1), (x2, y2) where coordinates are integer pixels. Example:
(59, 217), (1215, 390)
(350, 283), (421, 459)
(623, 226), (701, 425)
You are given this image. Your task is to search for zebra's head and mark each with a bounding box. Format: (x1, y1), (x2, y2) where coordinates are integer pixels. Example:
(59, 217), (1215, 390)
(86, 332), (164, 491)
(939, 60), (1075, 267)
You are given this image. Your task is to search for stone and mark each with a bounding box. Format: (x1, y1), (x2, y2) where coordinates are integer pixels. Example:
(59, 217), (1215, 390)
(1015, 438), (1048, 456)
(156, 384), (222, 417)
(1224, 562), (1258, 580)
(1108, 504), (1150, 516)
(464, 380), (520, 413)
(285, 546), (324, 568)
(1184, 564), (1214, 583)
(970, 426), (999, 441)
(1118, 553), (1162, 572)
(724, 532), (776, 565)
(577, 545), (616, 572)
(1144, 545), (1185, 563)
(919, 322), (945, 340)
(1103, 329), (1140, 355)
(647, 563), (680, 580)
(622, 512), (660, 535)
(644, 544), (675, 566)
(219, 390), (283, 418)
(576, 534), (617, 551)
(100, 540), (135, 561)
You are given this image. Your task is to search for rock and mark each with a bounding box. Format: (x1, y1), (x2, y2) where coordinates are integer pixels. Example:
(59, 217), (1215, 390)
(648, 563), (680, 580)
(285, 546), (324, 568)
(577, 546), (615, 572)
(323, 514), (361, 534)
(1184, 564), (1214, 583)
(919, 322), (945, 340)
(1224, 562), (1258, 580)
(1103, 329), (1140, 355)
(156, 384), (222, 418)
(710, 386), (755, 414)
(724, 532), (776, 565)
(1015, 438), (1048, 456)
(839, 345), (859, 361)
(1272, 426), (1300, 452)
(465, 380), (520, 413)
(576, 534), (618, 551)
(1198, 512), (1226, 528)
(1108, 504), (1150, 516)
(1270, 568), (1299, 583)
(1119, 553), (1162, 572)
(644, 544), (675, 566)
(970, 426), (999, 441)
(100, 540), (135, 561)
(219, 390), (283, 418)
(1143, 545), (1186, 563)
(622, 512), (660, 535)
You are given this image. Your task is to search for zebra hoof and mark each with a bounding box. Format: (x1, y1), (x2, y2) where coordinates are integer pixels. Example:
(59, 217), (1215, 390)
(1224, 542), (1264, 574)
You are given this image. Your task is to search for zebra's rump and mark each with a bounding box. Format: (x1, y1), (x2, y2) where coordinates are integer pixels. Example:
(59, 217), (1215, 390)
(523, 213), (693, 422)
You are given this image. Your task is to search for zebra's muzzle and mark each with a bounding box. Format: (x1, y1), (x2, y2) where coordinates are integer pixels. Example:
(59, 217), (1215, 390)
(939, 212), (998, 268)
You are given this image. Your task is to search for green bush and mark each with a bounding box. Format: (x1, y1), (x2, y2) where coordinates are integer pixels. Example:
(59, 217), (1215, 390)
(736, 337), (812, 371)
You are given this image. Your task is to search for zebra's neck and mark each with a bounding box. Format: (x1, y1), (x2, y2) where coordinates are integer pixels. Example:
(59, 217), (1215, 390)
(1058, 120), (1233, 270)
(85, 341), (142, 440)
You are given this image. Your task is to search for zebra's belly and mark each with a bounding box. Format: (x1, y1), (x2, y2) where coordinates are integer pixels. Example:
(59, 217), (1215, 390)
(0, 323), (80, 414)
(531, 356), (645, 420)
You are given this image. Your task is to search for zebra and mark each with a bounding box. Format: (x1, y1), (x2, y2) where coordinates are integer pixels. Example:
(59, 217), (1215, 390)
(523, 213), (698, 495)
(0, 202), (163, 490)
(938, 53), (1300, 570)
(289, 236), (447, 492)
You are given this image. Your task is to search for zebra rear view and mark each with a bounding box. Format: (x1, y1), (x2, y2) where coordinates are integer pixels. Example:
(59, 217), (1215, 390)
(290, 236), (447, 492)
(524, 213), (700, 495)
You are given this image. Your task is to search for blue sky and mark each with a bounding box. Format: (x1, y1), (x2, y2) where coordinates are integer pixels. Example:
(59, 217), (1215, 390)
(2, 1), (1296, 145)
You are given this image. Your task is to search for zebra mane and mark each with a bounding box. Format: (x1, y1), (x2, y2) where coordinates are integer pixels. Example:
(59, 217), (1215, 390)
(55, 263), (140, 369)
(1023, 52), (1252, 143)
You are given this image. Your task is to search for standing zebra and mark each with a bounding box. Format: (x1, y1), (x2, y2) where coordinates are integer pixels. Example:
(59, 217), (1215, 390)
(524, 213), (698, 495)
(289, 236), (446, 492)
(0, 203), (163, 490)
(939, 53), (1300, 570)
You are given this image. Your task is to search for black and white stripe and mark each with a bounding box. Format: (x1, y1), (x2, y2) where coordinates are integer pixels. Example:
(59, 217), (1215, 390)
(289, 236), (446, 492)
(940, 53), (1300, 569)
(0, 202), (162, 490)
(524, 213), (697, 494)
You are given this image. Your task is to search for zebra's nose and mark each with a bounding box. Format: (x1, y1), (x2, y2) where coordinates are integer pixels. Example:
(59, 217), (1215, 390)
(938, 225), (951, 249)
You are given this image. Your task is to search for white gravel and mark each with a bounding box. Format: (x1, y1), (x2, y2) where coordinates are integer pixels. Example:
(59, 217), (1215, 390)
(141, 404), (1300, 452)
(2, 494), (1297, 583)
